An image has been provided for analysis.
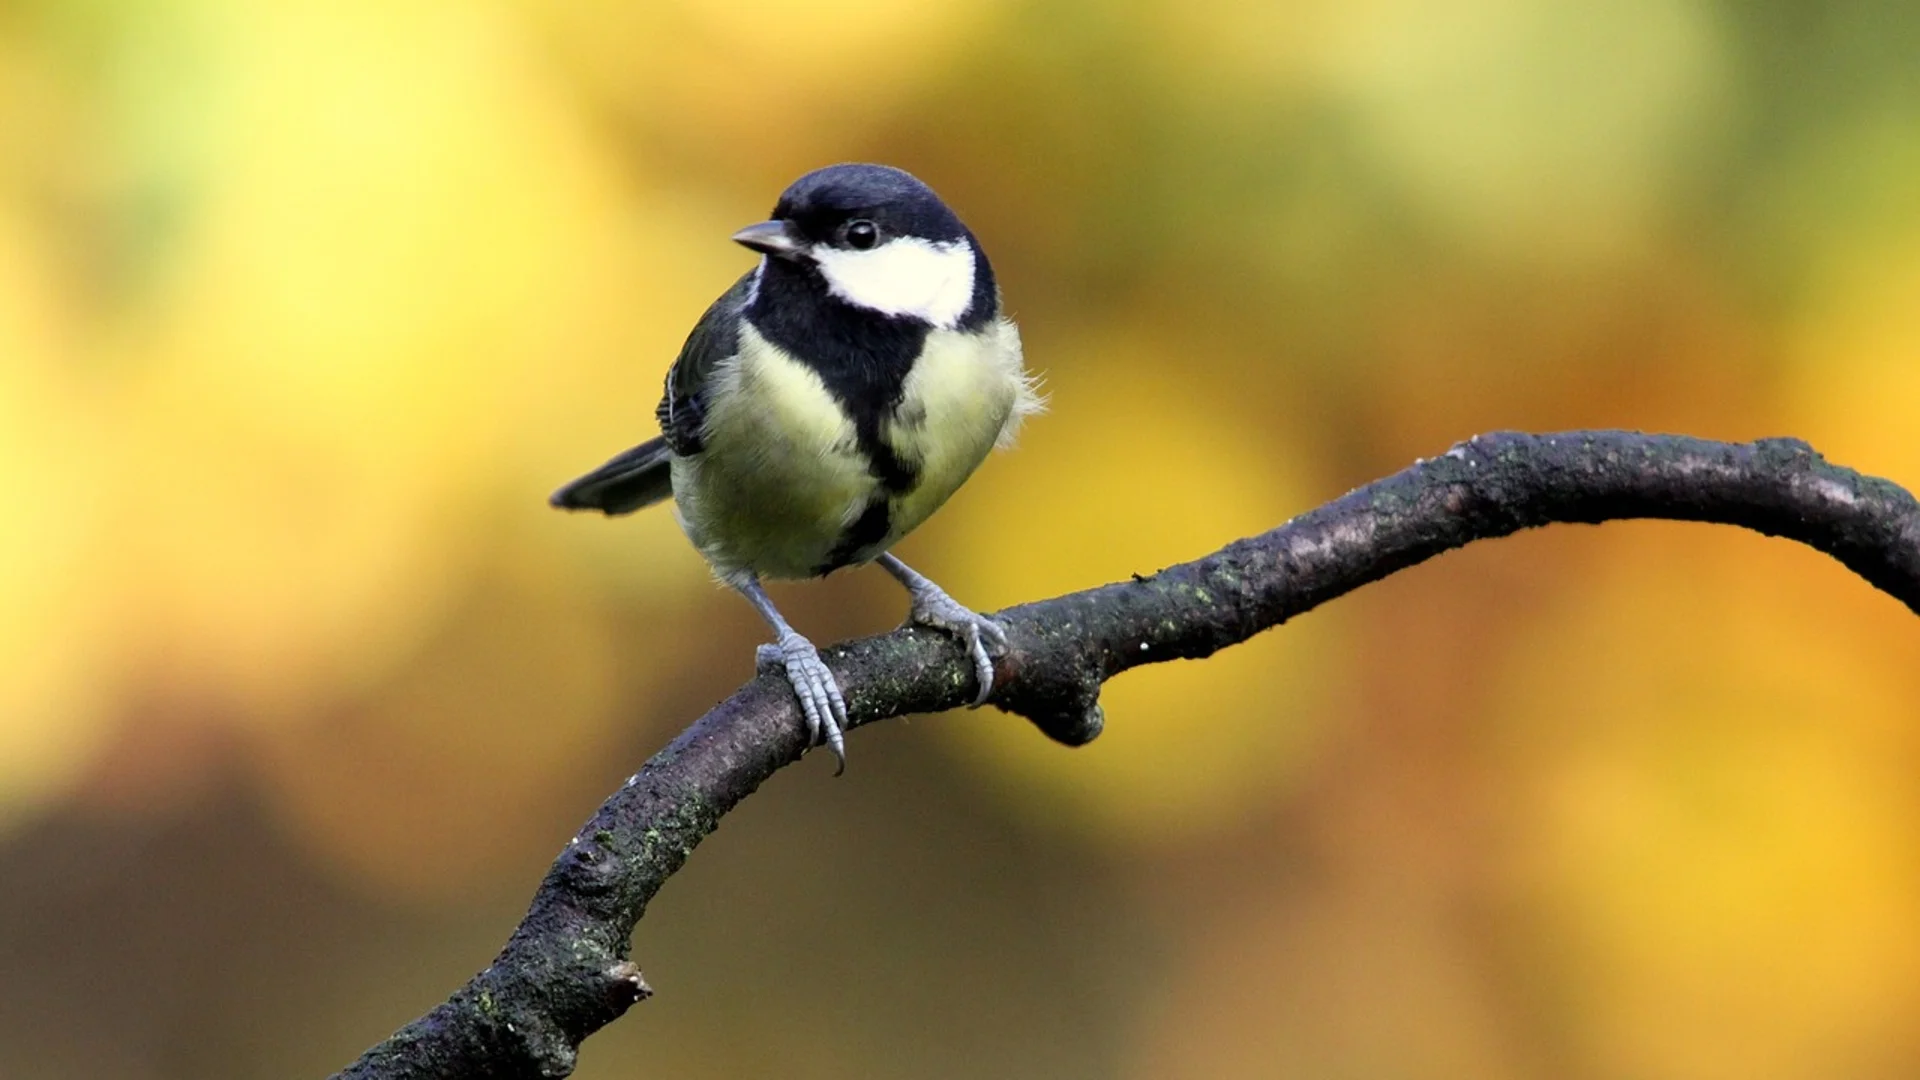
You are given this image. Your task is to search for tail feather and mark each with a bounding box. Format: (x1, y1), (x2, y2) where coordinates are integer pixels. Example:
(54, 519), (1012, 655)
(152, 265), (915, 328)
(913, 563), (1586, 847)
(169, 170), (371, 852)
(550, 438), (674, 516)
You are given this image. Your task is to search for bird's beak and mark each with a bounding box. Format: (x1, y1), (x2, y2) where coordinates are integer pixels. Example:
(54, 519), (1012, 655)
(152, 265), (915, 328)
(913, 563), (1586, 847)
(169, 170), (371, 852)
(731, 219), (808, 260)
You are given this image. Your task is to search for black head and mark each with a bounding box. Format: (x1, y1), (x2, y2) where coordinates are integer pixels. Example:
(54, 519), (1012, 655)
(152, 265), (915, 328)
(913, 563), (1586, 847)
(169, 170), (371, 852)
(732, 163), (997, 332)
(771, 163), (970, 250)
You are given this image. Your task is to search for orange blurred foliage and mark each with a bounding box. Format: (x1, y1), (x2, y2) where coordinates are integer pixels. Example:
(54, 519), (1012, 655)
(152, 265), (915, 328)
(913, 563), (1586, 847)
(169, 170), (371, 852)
(2, 0), (1919, 1076)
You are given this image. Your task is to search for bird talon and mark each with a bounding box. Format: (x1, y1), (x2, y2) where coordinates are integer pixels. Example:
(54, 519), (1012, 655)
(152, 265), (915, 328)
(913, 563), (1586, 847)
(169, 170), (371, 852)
(885, 561), (1007, 707)
(977, 618), (1010, 656)
(962, 624), (997, 707)
(765, 632), (848, 771)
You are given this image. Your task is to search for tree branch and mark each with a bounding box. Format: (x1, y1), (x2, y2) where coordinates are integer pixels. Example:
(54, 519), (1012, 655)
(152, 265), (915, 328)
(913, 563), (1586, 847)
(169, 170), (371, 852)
(334, 430), (1920, 1079)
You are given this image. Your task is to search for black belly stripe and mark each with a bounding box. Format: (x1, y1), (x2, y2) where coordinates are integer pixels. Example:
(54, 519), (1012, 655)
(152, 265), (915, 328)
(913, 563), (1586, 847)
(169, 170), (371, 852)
(817, 498), (893, 575)
(862, 428), (918, 493)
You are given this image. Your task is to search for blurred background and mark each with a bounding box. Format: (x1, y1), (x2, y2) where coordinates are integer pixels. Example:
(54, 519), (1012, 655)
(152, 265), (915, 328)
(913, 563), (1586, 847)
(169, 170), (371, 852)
(3, 0), (1920, 1076)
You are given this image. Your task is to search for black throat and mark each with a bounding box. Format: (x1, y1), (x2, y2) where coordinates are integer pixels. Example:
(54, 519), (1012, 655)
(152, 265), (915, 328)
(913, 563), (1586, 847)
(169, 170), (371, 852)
(745, 260), (930, 494)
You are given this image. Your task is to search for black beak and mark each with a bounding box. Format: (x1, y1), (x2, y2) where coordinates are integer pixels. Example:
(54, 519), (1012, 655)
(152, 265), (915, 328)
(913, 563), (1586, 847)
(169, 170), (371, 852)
(731, 220), (808, 260)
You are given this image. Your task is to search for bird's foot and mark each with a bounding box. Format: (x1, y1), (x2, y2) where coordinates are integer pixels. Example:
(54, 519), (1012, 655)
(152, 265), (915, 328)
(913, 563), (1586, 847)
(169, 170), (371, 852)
(904, 585), (1009, 707)
(756, 633), (848, 773)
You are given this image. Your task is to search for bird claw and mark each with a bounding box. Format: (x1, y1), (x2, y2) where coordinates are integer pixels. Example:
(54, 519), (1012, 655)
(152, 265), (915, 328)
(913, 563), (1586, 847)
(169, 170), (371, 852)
(908, 591), (1009, 707)
(759, 634), (847, 773)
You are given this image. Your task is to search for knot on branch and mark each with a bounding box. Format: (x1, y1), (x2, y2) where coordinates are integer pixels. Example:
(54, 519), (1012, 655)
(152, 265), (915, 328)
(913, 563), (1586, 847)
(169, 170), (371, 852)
(993, 618), (1108, 746)
(602, 961), (652, 1011)
(555, 836), (625, 897)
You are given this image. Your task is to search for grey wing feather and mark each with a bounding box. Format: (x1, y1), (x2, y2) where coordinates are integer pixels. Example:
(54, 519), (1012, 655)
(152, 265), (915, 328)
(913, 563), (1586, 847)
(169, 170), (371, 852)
(656, 269), (754, 457)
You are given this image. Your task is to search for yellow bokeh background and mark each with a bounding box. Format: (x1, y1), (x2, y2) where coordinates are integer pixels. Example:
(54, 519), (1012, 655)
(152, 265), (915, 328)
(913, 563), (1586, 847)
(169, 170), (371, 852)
(3, 1), (1919, 1076)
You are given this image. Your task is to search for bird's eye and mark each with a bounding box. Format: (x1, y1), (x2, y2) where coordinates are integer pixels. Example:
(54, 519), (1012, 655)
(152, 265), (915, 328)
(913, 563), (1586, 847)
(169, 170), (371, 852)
(844, 220), (880, 250)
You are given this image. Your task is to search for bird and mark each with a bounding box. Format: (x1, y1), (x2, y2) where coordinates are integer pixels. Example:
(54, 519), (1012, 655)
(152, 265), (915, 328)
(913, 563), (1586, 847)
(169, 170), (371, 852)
(551, 163), (1041, 772)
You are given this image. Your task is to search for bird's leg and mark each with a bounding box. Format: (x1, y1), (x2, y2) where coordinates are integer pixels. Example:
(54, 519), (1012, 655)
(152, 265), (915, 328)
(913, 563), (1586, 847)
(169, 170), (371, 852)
(737, 575), (848, 773)
(875, 553), (1008, 707)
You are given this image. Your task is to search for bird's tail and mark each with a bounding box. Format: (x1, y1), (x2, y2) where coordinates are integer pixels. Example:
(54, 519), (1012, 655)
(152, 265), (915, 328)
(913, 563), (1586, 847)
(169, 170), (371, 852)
(550, 438), (674, 515)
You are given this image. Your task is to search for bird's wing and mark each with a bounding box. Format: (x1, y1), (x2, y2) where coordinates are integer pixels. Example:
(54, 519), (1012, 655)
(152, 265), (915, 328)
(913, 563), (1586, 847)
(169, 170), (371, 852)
(655, 269), (756, 457)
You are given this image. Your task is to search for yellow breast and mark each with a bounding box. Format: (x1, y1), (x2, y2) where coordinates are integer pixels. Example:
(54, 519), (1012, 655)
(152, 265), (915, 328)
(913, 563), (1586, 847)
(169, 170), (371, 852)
(671, 324), (877, 581)
(671, 317), (1038, 581)
(881, 318), (1035, 548)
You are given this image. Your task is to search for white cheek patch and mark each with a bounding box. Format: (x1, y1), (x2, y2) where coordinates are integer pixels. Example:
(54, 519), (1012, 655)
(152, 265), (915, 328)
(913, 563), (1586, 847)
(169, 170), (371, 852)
(811, 237), (977, 328)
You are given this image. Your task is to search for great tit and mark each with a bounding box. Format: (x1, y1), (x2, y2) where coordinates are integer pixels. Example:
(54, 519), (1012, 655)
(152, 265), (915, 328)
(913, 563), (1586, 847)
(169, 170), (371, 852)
(552, 163), (1041, 771)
